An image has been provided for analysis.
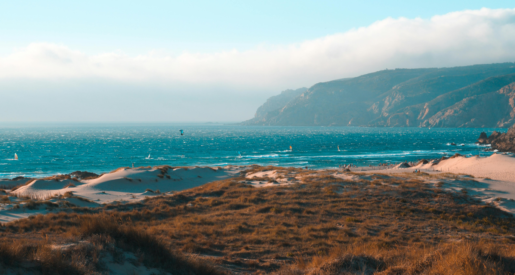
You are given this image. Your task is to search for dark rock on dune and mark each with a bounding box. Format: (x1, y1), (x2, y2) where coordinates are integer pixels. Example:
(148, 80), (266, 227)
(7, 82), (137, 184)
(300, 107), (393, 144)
(396, 162), (411, 168)
(243, 62), (515, 128)
(69, 171), (100, 180)
(480, 125), (515, 152)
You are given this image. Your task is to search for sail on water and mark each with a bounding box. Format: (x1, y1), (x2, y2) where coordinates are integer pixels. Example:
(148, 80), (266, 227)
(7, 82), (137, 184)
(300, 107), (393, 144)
(14, 153), (18, 160)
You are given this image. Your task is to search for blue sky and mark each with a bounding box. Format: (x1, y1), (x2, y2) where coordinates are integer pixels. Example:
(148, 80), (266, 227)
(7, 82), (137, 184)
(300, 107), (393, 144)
(2, 0), (513, 55)
(1, 1), (515, 122)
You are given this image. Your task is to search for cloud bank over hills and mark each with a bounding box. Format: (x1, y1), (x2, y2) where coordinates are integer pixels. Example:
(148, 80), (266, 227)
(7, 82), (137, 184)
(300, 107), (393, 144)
(2, 8), (515, 121)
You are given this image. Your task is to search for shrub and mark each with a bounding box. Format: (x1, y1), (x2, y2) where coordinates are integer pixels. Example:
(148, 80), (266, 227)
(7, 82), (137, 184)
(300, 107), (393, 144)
(24, 201), (38, 210)
(75, 196), (94, 203)
(79, 215), (224, 274)
(0, 195), (10, 203)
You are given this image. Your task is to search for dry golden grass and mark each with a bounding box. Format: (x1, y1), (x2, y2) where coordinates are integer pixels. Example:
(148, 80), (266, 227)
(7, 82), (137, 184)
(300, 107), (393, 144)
(0, 214), (226, 274)
(275, 241), (515, 274)
(1, 166), (515, 274)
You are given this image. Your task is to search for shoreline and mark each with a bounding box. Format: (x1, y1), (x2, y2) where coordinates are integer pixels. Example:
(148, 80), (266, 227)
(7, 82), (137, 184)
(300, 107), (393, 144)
(2, 150), (512, 180)
(0, 153), (513, 223)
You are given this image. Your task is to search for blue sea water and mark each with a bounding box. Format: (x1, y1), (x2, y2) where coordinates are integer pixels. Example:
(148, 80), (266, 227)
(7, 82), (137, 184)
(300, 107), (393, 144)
(0, 123), (502, 179)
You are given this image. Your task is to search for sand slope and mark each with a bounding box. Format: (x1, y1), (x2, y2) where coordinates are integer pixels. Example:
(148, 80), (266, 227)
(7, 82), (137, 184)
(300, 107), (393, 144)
(2, 156), (515, 223)
(432, 154), (515, 182)
(0, 166), (242, 222)
(12, 166), (242, 204)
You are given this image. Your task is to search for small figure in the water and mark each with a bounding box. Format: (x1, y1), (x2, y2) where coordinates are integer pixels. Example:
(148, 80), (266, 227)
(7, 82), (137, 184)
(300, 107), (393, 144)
(180, 129), (184, 136)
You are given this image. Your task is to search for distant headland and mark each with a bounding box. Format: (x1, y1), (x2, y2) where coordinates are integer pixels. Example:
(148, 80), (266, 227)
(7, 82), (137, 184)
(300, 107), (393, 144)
(243, 62), (515, 128)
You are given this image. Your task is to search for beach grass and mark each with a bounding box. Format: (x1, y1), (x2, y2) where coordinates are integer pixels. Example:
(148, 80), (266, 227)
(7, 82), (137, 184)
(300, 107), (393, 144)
(1, 166), (515, 273)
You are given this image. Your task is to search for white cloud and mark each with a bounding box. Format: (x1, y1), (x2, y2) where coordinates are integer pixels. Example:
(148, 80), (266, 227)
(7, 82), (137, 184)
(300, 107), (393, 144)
(2, 8), (515, 91)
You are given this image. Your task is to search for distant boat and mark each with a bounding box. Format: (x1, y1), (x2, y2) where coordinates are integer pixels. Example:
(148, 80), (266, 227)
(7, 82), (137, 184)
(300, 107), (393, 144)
(14, 153), (18, 160)
(146, 154), (151, 159)
(180, 129), (184, 136)
(290, 145), (292, 151)
(337, 145), (340, 151)
(238, 151), (242, 158)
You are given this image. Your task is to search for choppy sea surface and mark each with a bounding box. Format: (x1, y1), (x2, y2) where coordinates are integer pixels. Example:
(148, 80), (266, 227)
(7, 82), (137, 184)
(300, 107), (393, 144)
(0, 123), (501, 179)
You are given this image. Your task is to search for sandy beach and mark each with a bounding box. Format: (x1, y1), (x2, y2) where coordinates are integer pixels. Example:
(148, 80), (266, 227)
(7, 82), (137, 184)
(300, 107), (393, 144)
(0, 166), (243, 222)
(0, 153), (514, 223)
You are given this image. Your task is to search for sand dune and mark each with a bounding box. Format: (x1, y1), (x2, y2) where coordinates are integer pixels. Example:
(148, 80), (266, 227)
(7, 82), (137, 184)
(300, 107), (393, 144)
(1, 155), (514, 223)
(359, 153), (515, 213)
(432, 154), (515, 182)
(0, 166), (242, 223)
(367, 154), (515, 183)
(12, 166), (243, 204)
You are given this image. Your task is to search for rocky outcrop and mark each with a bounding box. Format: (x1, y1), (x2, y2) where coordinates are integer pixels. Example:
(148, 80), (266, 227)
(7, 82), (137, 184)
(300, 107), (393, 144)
(478, 126), (515, 152)
(477, 131), (502, 144)
(243, 62), (515, 128)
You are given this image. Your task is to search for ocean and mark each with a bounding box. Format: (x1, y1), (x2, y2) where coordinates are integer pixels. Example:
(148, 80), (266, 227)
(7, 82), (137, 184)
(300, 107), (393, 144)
(0, 123), (499, 179)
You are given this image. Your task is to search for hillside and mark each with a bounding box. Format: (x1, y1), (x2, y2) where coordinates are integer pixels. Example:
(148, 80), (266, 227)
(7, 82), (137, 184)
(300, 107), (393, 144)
(242, 63), (515, 127)
(246, 87), (307, 125)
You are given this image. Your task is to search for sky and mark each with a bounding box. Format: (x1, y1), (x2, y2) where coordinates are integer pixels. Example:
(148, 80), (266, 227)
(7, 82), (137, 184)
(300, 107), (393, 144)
(1, 1), (515, 122)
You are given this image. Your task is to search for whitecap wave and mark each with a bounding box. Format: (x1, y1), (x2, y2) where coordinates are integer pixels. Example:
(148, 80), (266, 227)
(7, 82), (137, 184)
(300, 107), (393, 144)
(244, 154), (288, 158)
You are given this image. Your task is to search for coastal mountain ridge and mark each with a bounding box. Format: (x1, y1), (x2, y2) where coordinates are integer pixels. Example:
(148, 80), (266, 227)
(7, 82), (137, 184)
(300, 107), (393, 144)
(242, 63), (515, 128)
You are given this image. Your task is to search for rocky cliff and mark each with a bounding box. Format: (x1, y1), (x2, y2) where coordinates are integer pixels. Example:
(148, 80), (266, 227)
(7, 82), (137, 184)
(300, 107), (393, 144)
(243, 63), (515, 128)
(244, 87), (307, 125)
